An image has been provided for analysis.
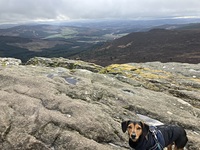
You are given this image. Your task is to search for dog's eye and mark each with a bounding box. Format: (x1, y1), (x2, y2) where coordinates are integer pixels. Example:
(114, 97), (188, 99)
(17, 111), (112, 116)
(137, 127), (141, 130)
(128, 126), (132, 129)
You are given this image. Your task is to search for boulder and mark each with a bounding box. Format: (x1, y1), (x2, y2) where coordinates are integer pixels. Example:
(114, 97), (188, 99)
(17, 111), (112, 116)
(0, 58), (21, 66)
(26, 57), (103, 73)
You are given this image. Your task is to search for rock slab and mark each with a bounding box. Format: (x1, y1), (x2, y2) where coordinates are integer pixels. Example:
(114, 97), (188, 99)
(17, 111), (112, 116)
(0, 57), (199, 150)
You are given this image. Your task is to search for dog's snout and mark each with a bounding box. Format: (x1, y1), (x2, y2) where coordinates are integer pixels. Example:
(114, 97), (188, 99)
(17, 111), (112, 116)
(131, 133), (136, 139)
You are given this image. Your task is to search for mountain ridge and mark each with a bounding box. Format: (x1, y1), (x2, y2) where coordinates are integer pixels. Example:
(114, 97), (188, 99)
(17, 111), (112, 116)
(77, 28), (200, 66)
(1, 22), (200, 65)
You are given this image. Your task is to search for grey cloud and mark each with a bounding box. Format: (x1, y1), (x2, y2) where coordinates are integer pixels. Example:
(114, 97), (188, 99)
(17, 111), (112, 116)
(1, 0), (200, 23)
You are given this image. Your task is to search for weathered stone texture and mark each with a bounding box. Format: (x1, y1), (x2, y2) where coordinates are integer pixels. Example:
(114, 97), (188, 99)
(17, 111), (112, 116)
(0, 57), (199, 150)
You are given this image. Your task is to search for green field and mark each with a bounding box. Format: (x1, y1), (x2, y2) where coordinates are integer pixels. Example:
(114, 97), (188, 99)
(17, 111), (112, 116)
(44, 27), (78, 39)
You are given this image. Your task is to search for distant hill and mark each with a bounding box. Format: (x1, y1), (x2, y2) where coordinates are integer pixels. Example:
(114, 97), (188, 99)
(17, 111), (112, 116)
(1, 21), (200, 64)
(76, 28), (200, 66)
(0, 25), (113, 62)
(0, 23), (143, 62)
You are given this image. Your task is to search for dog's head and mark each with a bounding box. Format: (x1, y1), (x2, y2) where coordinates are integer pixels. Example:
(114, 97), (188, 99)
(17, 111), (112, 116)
(121, 120), (149, 142)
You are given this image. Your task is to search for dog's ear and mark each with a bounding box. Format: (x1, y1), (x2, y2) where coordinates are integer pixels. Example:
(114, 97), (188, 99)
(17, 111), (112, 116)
(121, 120), (130, 133)
(140, 121), (149, 136)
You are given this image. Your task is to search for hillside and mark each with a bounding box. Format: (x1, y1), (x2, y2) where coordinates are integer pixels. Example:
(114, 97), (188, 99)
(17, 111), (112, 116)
(78, 28), (200, 66)
(0, 24), (120, 62)
(0, 57), (199, 150)
(1, 22), (200, 65)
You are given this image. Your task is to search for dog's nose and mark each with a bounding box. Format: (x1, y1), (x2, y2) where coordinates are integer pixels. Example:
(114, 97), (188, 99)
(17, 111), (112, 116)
(131, 133), (136, 139)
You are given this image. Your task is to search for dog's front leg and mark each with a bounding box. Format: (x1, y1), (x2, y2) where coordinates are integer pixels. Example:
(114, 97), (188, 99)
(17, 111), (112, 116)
(167, 144), (172, 150)
(174, 147), (184, 150)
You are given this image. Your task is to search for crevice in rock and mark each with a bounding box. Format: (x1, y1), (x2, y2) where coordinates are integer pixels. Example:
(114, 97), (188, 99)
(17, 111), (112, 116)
(1, 123), (12, 142)
(169, 90), (200, 109)
(49, 132), (61, 149)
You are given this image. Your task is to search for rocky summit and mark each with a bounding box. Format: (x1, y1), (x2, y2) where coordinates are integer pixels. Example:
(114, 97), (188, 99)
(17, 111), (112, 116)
(0, 57), (199, 150)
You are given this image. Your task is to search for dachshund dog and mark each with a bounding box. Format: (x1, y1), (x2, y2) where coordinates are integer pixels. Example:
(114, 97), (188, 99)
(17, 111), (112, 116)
(121, 120), (188, 150)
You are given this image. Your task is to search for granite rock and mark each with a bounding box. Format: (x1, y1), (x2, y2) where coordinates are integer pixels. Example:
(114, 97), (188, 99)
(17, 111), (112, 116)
(0, 57), (199, 150)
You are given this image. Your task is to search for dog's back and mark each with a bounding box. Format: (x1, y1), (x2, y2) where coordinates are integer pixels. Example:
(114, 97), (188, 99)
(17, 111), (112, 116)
(157, 125), (188, 148)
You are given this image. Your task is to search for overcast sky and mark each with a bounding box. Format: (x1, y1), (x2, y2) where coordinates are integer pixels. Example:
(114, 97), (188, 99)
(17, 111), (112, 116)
(1, 0), (200, 24)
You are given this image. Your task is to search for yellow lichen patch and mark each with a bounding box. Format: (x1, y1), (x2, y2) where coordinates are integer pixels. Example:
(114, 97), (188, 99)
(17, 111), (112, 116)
(190, 78), (200, 83)
(100, 64), (172, 80)
(138, 69), (172, 79)
(100, 64), (140, 74)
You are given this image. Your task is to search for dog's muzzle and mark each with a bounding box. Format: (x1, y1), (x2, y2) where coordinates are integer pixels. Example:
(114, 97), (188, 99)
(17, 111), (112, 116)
(131, 133), (136, 139)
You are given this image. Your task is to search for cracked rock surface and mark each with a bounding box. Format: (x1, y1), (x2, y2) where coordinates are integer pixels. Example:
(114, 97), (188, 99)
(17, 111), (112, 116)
(0, 57), (200, 150)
